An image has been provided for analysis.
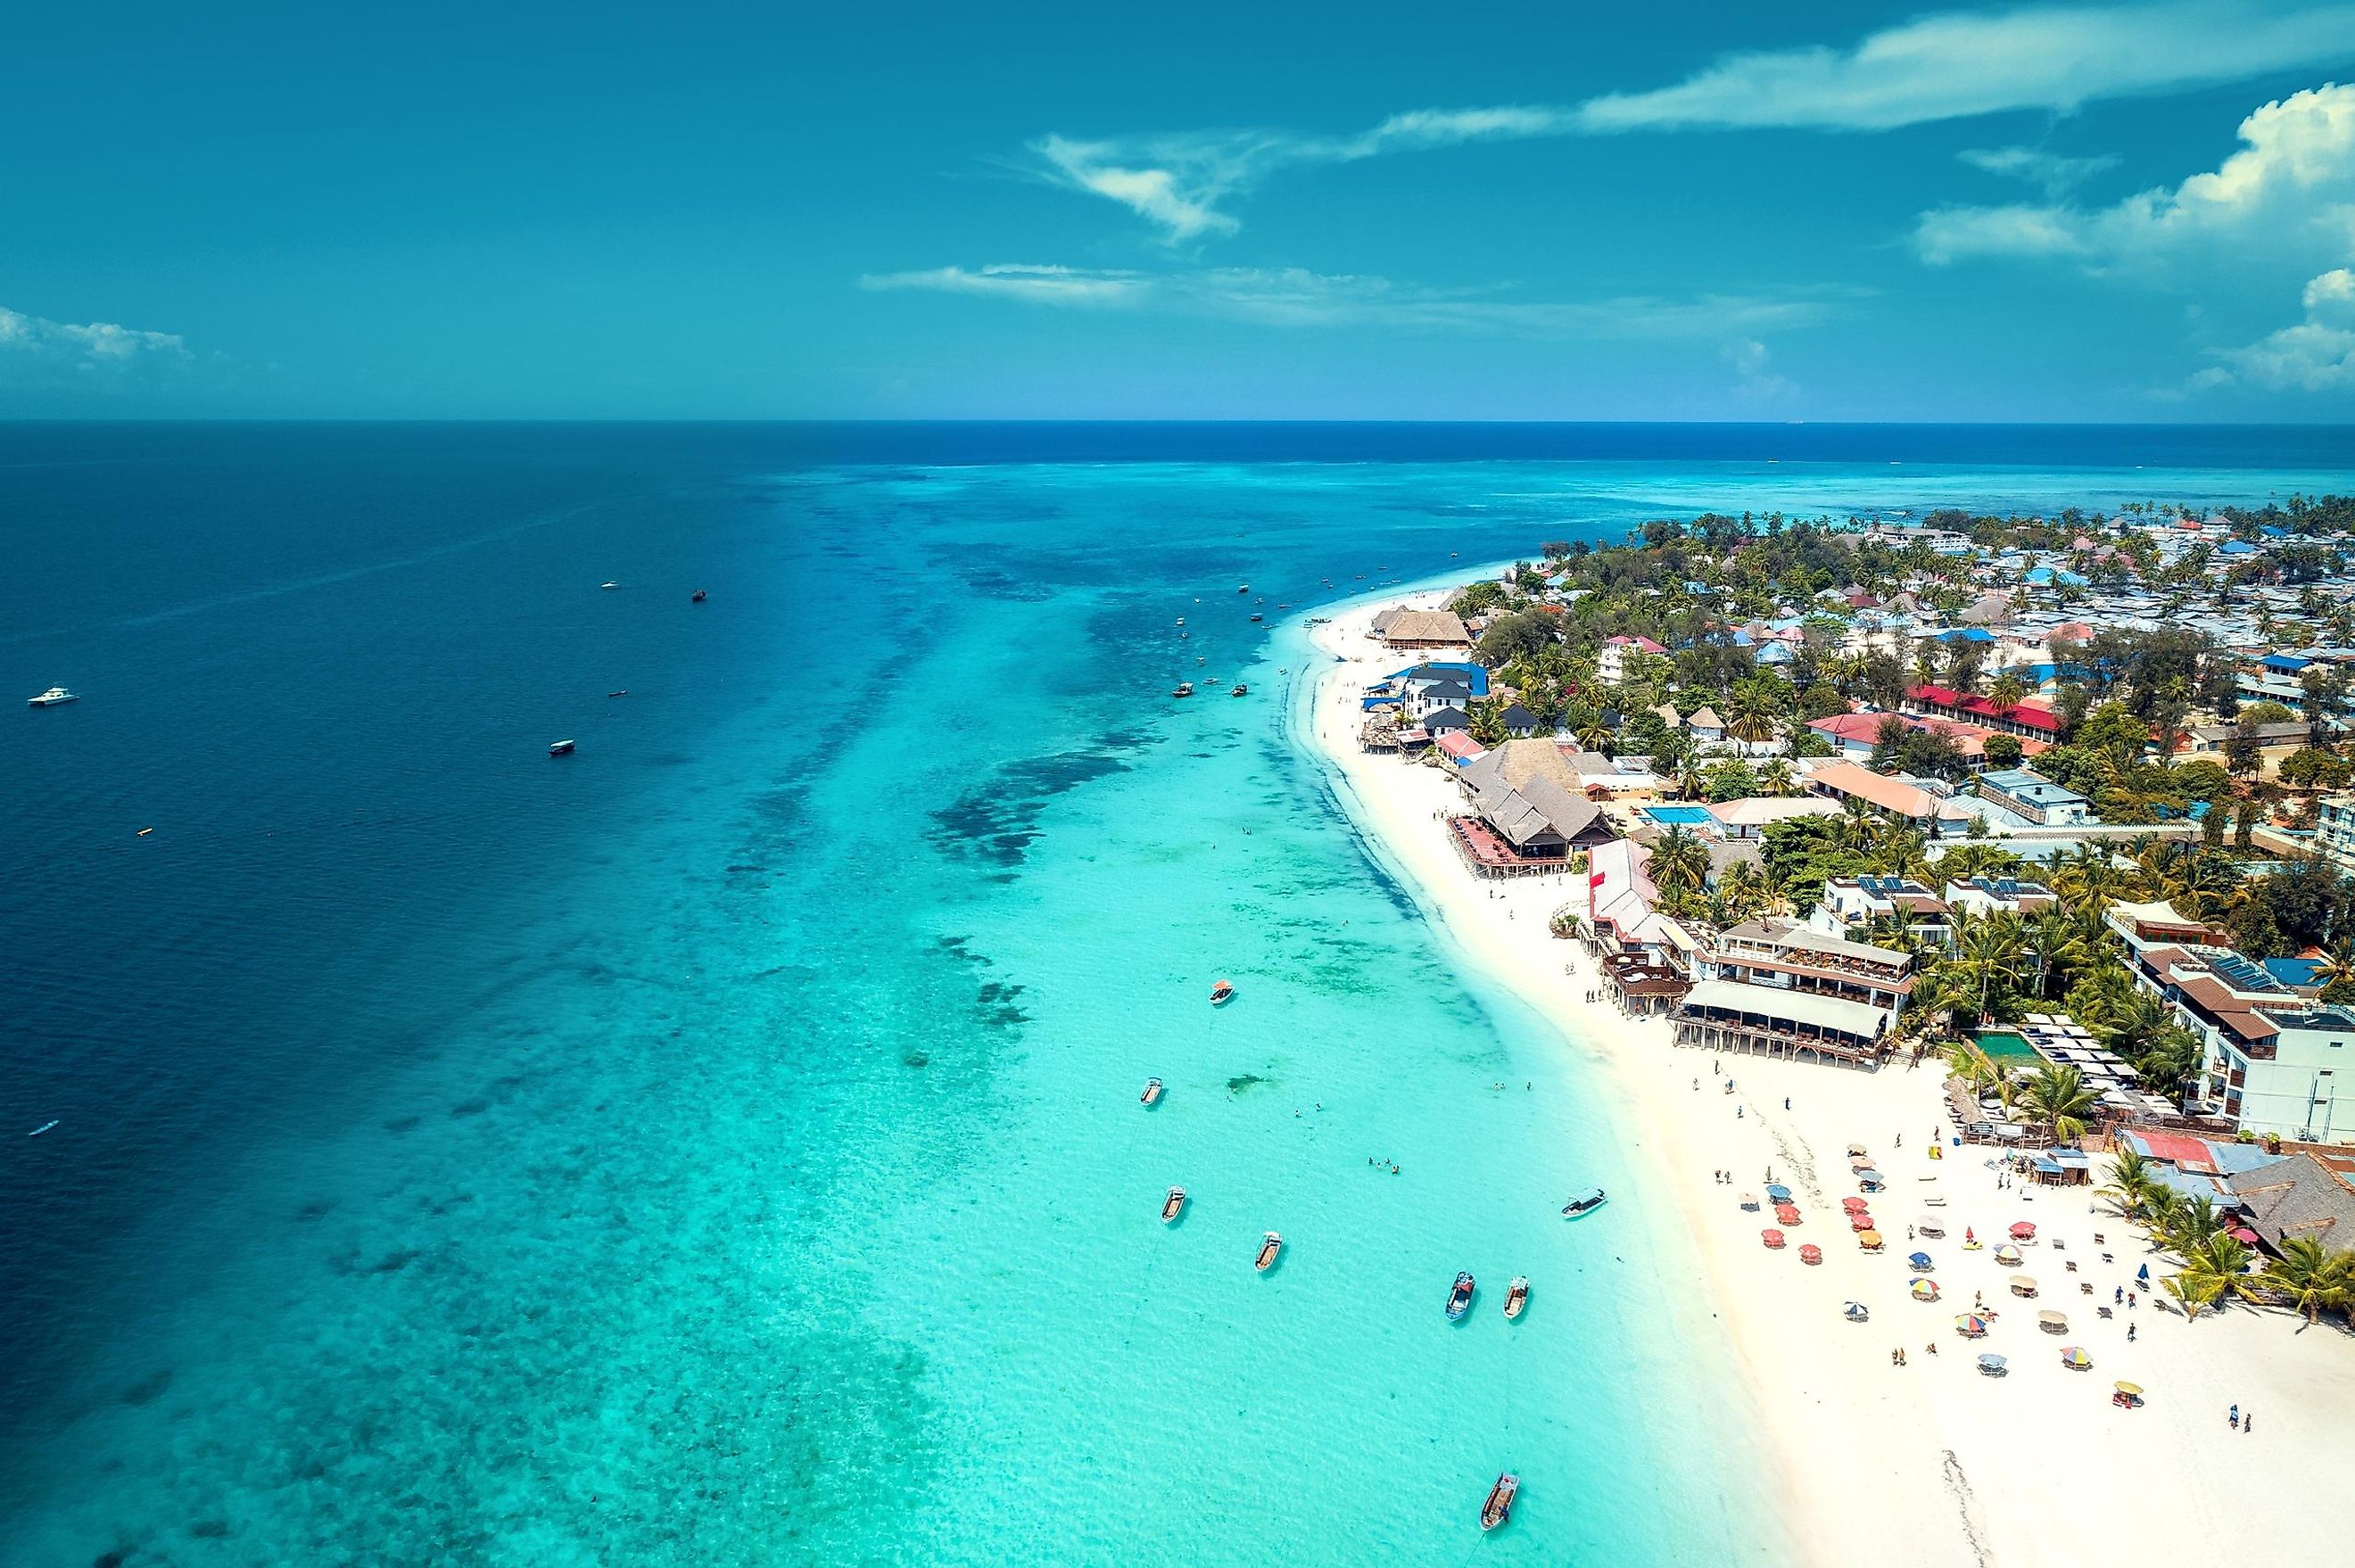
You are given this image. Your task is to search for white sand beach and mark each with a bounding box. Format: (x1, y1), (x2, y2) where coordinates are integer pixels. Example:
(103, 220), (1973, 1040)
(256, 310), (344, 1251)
(1303, 590), (2355, 1568)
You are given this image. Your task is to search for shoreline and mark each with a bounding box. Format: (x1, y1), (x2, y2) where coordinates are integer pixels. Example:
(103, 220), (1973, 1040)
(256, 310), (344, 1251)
(1290, 577), (2355, 1568)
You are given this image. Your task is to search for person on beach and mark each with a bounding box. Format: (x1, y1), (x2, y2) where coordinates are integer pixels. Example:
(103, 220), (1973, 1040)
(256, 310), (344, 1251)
(2128, 1322), (2136, 1342)
(2245, 1412), (2252, 1433)
(2230, 1405), (2239, 1430)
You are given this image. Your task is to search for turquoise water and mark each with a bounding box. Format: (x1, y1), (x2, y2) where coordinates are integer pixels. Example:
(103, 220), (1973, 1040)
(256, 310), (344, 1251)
(4, 425), (2350, 1565)
(1975, 1031), (2048, 1066)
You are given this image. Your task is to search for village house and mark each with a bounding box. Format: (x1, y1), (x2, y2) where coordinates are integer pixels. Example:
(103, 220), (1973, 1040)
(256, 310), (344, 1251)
(1803, 760), (1974, 838)
(1597, 633), (1667, 683)
(1975, 767), (2092, 827)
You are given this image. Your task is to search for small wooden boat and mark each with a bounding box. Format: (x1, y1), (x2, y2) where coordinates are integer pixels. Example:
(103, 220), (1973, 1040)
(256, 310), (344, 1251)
(1230, 683), (1249, 697)
(1255, 1232), (1283, 1271)
(136, 827), (154, 838)
(549, 739), (576, 756)
(1140, 1077), (1163, 1107)
(1503, 1276), (1529, 1319)
(1481, 1473), (1518, 1531)
(1446, 1271), (1475, 1321)
(1161, 1186), (1186, 1223)
(1172, 682), (1194, 697)
(1210, 979), (1235, 1005)
(1561, 1186), (1607, 1218)
(691, 589), (707, 603)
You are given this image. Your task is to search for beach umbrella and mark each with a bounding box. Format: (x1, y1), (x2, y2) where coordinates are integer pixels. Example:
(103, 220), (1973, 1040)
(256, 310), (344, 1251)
(1955, 1314), (1989, 1337)
(2009, 1221), (2037, 1240)
(1995, 1244), (2023, 1265)
(1977, 1353), (2008, 1375)
(1762, 1228), (1787, 1249)
(1964, 1226), (1978, 1244)
(1799, 1244), (1822, 1266)
(1849, 1212), (1876, 1232)
(2136, 1263), (2149, 1285)
(1846, 1143), (1868, 1158)
(2010, 1275), (2037, 1296)
(1858, 1229), (1884, 1250)
(1841, 1197), (1870, 1213)
(1765, 1184), (1792, 1201)
(1843, 1301), (1869, 1322)
(2061, 1347), (2091, 1369)
(1775, 1204), (1803, 1226)
(1907, 1251), (1934, 1270)
(1911, 1278), (1939, 1301)
(1856, 1168), (1885, 1183)
(2114, 1381), (2144, 1397)
(2037, 1310), (2067, 1333)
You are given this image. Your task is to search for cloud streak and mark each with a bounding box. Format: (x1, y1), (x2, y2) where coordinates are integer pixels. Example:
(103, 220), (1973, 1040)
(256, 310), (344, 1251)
(0, 304), (190, 367)
(1025, 4), (2355, 239)
(861, 263), (1836, 340)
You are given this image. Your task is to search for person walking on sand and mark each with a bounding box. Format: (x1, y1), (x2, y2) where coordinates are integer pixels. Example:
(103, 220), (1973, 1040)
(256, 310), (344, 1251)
(2244, 1412), (2252, 1434)
(2128, 1322), (2136, 1342)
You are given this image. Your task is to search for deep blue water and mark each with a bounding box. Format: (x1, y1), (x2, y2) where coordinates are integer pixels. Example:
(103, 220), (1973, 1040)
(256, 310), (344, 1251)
(3, 424), (2350, 1566)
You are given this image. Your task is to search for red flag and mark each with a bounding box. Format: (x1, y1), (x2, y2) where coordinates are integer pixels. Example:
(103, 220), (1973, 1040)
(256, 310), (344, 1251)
(1589, 870), (1607, 889)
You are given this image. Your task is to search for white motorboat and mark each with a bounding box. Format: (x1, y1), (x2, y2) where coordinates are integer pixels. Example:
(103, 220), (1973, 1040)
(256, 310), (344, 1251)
(28, 687), (78, 707)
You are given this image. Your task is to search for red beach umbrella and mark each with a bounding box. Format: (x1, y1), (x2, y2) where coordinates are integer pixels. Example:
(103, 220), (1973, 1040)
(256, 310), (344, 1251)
(2009, 1222), (2037, 1240)
(1762, 1228), (1787, 1249)
(1798, 1244), (1823, 1265)
(1840, 1197), (1870, 1213)
(1849, 1212), (1875, 1232)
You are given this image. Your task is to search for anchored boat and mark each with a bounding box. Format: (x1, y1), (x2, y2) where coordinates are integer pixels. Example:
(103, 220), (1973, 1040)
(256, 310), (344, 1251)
(549, 739), (577, 756)
(1161, 1186), (1186, 1223)
(1255, 1232), (1283, 1271)
(1172, 682), (1194, 697)
(1482, 1474), (1518, 1531)
(1140, 1077), (1163, 1107)
(1561, 1187), (1607, 1218)
(1504, 1276), (1529, 1319)
(27, 687), (77, 707)
(1446, 1271), (1475, 1321)
(1210, 979), (1235, 1005)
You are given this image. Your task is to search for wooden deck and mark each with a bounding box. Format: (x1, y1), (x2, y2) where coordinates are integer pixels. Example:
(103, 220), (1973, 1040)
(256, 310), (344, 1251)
(1446, 814), (1571, 879)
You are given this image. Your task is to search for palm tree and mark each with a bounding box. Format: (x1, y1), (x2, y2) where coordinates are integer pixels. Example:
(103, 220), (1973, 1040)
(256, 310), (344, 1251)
(1724, 682), (1783, 752)
(1938, 841), (2023, 882)
(1758, 758), (1797, 797)
(1987, 668), (2029, 717)
(1720, 859), (1770, 921)
(2170, 1234), (2261, 1316)
(2262, 1237), (2355, 1325)
(2016, 1064), (2100, 1143)
(1674, 755), (1706, 801)
(1648, 826), (1709, 897)
(2099, 1150), (2161, 1219)
(1836, 795), (1880, 854)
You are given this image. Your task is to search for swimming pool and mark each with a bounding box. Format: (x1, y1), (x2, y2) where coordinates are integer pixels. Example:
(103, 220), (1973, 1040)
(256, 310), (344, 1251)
(1975, 1030), (2047, 1066)
(1644, 805), (1716, 827)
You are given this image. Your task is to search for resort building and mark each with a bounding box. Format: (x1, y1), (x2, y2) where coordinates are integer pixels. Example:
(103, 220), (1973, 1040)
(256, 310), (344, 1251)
(1974, 767), (2092, 827)
(2316, 794), (2355, 877)
(1448, 739), (1617, 878)
(1811, 875), (1953, 947)
(1596, 633), (1667, 683)
(1360, 660), (1490, 717)
(2224, 1153), (2355, 1249)
(1706, 796), (1843, 840)
(1904, 683), (2063, 741)
(1939, 875), (2059, 919)
(1376, 607), (1472, 650)
(1802, 761), (1971, 838)
(1676, 912), (1912, 1066)
(2112, 928), (2351, 1138)
(1423, 706), (1471, 734)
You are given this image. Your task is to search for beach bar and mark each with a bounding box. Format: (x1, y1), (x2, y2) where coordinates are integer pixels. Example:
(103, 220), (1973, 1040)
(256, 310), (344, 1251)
(1673, 979), (1891, 1065)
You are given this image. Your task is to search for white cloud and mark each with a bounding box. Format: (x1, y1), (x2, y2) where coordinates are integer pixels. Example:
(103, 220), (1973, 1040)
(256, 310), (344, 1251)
(1723, 338), (1799, 401)
(1578, 3), (2355, 132)
(1958, 145), (2121, 197)
(1023, 4), (2355, 239)
(2204, 268), (2355, 389)
(862, 263), (1835, 339)
(1914, 82), (2355, 267)
(0, 304), (189, 367)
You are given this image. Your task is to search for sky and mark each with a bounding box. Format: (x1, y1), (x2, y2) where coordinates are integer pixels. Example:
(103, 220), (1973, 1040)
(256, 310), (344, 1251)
(9, 1), (2355, 421)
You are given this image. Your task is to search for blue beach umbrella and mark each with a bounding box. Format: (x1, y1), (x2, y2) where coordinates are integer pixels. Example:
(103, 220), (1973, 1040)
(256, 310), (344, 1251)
(2136, 1263), (2150, 1286)
(1765, 1184), (1792, 1201)
(1907, 1251), (1934, 1270)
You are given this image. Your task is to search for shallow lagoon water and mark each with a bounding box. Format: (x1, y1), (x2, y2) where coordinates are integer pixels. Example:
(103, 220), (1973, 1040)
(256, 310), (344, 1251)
(3, 425), (2349, 1565)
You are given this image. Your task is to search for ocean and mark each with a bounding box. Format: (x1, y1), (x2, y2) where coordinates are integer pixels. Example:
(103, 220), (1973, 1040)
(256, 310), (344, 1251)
(4, 423), (2351, 1566)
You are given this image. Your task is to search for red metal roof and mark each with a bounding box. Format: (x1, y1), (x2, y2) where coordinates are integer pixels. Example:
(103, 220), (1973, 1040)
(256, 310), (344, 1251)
(1907, 684), (2062, 734)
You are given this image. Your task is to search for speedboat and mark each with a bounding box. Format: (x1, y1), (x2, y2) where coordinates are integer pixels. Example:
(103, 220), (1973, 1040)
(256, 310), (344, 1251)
(1230, 683), (1249, 697)
(1255, 1232), (1283, 1271)
(1140, 1077), (1163, 1107)
(1172, 682), (1194, 697)
(1209, 979), (1235, 1005)
(599, 581), (618, 590)
(549, 739), (576, 756)
(1481, 1474), (1518, 1531)
(691, 590), (707, 603)
(1250, 614), (1263, 623)
(1503, 1277), (1529, 1320)
(1561, 1187), (1607, 1218)
(1161, 1186), (1186, 1223)
(607, 689), (629, 698)
(1447, 1271), (1475, 1321)
(1236, 584), (1250, 594)
(27, 687), (77, 706)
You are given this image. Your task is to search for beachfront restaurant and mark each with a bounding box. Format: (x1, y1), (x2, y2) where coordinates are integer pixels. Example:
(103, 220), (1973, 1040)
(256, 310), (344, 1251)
(1673, 979), (1892, 1066)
